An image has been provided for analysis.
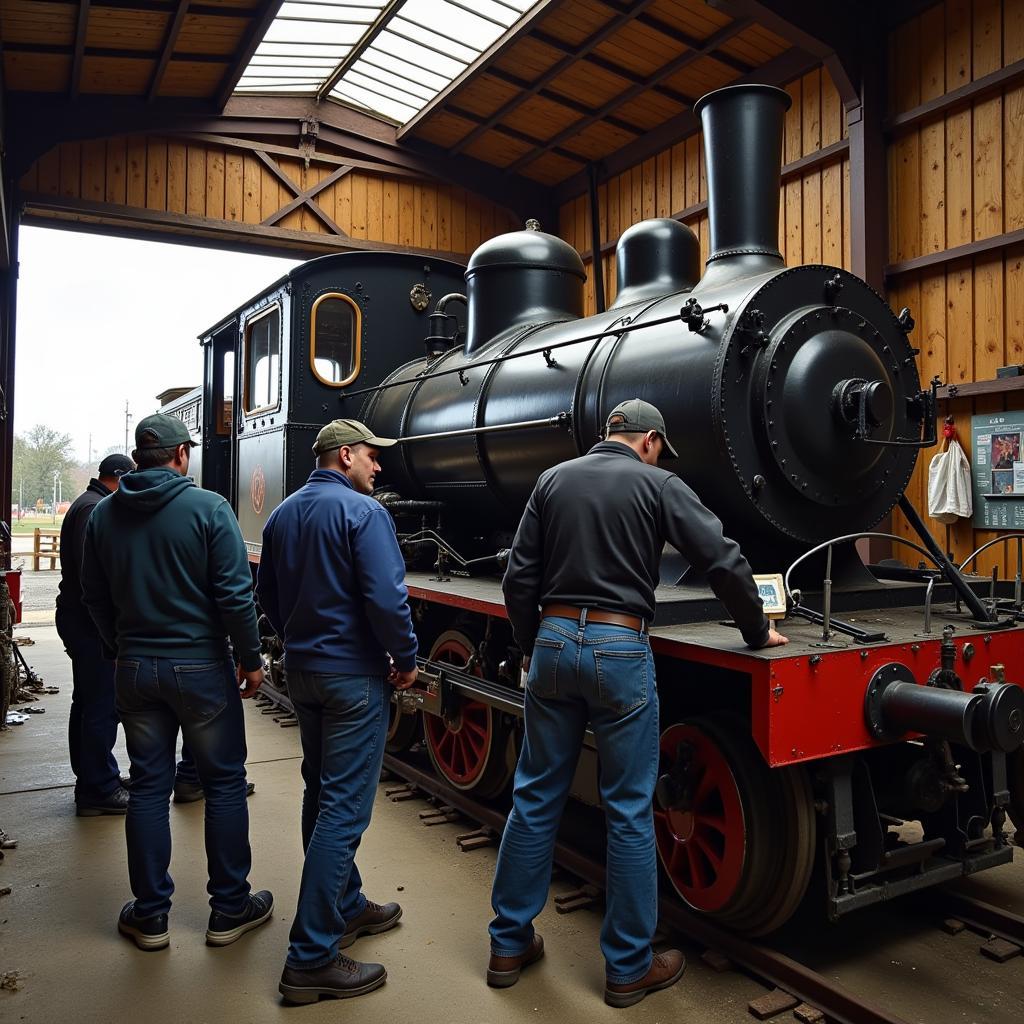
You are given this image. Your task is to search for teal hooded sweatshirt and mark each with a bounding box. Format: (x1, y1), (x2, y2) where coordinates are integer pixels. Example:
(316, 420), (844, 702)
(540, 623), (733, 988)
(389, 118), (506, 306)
(81, 467), (262, 671)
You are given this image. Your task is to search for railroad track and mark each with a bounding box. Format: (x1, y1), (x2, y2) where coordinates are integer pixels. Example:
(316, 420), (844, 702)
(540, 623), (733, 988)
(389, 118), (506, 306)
(381, 752), (911, 1024)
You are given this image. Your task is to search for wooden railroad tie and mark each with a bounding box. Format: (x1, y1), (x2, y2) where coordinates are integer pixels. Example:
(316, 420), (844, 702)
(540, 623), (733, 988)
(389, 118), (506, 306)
(419, 806), (460, 826)
(792, 1005), (825, 1024)
(980, 937), (1022, 963)
(456, 828), (495, 851)
(385, 783), (419, 802)
(748, 988), (799, 1020)
(700, 949), (733, 973)
(554, 884), (602, 914)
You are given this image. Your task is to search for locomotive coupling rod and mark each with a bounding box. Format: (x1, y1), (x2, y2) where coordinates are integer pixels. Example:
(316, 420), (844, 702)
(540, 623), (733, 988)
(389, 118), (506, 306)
(864, 663), (1024, 752)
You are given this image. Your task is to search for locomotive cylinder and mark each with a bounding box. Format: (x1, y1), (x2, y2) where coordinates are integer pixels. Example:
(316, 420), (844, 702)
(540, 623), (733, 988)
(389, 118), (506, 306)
(867, 667), (1024, 753)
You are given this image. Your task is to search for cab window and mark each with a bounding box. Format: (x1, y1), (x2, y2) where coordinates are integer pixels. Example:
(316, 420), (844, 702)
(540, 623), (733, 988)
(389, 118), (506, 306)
(244, 307), (280, 413)
(311, 294), (360, 386)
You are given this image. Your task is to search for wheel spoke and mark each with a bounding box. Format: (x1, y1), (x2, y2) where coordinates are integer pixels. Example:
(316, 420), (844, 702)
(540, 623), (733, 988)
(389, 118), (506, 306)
(693, 835), (723, 874)
(698, 814), (727, 837)
(685, 842), (705, 889)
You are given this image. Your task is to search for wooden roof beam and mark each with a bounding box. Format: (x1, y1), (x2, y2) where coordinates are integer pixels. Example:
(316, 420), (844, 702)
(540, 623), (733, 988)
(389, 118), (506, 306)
(506, 18), (753, 175)
(69, 0), (90, 101)
(485, 67), (641, 137)
(446, 103), (588, 166)
(148, 0), (191, 103)
(529, 32), (692, 106)
(552, 46), (819, 205)
(214, 0), (285, 110)
(707, 0), (864, 105)
(447, 0), (660, 157)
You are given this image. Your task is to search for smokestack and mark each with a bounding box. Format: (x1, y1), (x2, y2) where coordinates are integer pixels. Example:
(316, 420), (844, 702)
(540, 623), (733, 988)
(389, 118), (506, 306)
(693, 83), (792, 280)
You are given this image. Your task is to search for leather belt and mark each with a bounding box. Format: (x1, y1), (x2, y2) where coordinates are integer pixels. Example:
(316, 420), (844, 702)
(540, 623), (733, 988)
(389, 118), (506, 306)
(542, 603), (646, 633)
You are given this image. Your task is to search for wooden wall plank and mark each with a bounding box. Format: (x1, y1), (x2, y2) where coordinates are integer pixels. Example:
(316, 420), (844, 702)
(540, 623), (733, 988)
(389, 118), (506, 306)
(146, 139), (166, 212)
(167, 142), (186, 216)
(352, 173), (368, 239)
(224, 151), (242, 222)
(186, 145), (205, 218)
(206, 149), (224, 221)
(80, 139), (106, 204)
(59, 142), (80, 198)
(104, 139), (126, 205)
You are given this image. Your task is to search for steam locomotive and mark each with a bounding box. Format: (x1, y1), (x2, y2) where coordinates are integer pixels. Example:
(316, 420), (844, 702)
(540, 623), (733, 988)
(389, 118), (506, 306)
(167, 83), (1024, 936)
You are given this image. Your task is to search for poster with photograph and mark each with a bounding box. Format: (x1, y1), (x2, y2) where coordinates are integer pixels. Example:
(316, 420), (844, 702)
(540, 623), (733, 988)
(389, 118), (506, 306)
(972, 414), (1024, 528)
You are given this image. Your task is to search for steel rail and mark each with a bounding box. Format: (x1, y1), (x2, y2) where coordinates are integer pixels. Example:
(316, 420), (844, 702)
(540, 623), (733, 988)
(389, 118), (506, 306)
(928, 889), (1024, 948)
(380, 753), (911, 1024)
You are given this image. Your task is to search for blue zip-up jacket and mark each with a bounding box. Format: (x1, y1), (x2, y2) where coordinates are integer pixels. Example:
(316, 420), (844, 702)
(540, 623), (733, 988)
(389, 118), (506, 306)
(256, 469), (417, 675)
(82, 468), (262, 670)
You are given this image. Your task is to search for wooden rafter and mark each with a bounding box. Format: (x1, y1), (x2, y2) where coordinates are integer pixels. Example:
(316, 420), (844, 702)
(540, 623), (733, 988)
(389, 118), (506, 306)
(69, 0), (91, 101)
(148, 0), (191, 103)
(446, 104), (586, 167)
(448, 0), (661, 157)
(506, 18), (753, 175)
(214, 0), (286, 110)
(529, 31), (692, 107)
(553, 46), (819, 204)
(485, 67), (641, 138)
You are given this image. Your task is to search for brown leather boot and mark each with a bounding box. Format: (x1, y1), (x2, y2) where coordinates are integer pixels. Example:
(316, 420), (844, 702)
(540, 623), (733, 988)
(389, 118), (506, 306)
(340, 900), (403, 949)
(604, 949), (686, 1008)
(279, 954), (386, 1004)
(487, 934), (545, 988)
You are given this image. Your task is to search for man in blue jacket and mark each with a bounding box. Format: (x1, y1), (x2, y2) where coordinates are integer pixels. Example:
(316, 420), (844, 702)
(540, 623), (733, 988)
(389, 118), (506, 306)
(83, 413), (272, 953)
(257, 418), (418, 1005)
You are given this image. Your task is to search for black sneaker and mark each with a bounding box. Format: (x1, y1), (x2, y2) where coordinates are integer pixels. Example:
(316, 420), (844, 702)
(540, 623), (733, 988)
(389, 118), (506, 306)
(118, 900), (169, 952)
(174, 780), (256, 804)
(206, 889), (274, 946)
(279, 954), (387, 1004)
(77, 786), (130, 817)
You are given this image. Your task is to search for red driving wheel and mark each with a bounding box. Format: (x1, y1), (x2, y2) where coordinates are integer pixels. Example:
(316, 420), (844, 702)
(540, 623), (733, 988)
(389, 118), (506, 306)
(423, 629), (513, 798)
(654, 721), (747, 914)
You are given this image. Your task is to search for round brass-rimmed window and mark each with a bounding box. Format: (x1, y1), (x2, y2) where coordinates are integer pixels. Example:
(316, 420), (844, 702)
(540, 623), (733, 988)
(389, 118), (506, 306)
(310, 293), (361, 387)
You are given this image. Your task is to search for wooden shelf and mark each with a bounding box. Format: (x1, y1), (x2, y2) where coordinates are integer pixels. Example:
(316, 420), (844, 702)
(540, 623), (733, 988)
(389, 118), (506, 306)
(936, 376), (1024, 401)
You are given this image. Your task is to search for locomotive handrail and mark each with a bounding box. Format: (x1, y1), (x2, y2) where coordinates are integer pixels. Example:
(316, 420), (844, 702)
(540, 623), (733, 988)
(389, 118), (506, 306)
(335, 309), (690, 402)
(958, 533), (1024, 610)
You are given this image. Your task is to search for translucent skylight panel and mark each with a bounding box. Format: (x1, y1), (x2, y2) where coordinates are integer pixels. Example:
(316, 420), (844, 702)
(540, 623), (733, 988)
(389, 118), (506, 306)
(235, 0), (541, 126)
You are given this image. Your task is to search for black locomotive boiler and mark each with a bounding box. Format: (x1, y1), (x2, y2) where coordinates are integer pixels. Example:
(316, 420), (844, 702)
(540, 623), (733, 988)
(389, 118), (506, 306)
(173, 83), (1024, 937)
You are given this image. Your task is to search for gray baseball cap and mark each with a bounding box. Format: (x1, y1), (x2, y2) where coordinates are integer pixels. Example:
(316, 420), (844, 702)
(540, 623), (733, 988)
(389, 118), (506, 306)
(313, 418), (397, 455)
(605, 399), (679, 459)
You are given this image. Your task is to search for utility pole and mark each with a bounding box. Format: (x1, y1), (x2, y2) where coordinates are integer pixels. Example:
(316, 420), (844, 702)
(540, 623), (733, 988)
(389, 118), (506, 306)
(124, 401), (132, 455)
(52, 471), (58, 524)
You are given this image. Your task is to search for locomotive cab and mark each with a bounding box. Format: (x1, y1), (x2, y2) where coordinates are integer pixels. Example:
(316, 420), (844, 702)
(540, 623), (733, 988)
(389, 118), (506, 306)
(197, 252), (467, 561)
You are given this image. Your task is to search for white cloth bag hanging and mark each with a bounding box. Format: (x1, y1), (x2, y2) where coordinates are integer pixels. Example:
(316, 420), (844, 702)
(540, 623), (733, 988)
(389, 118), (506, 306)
(927, 439), (973, 523)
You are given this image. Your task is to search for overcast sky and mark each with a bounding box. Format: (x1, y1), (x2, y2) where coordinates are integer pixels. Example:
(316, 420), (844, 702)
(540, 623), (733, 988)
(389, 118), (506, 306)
(14, 226), (300, 464)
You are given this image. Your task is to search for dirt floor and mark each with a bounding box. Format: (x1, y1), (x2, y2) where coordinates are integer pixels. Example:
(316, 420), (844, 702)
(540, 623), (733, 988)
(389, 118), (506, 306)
(1, 569), (1022, 1024)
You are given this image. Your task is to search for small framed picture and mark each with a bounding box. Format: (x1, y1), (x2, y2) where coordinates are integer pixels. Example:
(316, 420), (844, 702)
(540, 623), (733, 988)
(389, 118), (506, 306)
(991, 469), (1015, 495)
(991, 432), (1021, 469)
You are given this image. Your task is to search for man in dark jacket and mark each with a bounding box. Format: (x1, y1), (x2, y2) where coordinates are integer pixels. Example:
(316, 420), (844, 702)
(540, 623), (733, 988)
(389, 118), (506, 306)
(82, 413), (272, 953)
(489, 399), (787, 1008)
(258, 418), (417, 1005)
(56, 453), (134, 816)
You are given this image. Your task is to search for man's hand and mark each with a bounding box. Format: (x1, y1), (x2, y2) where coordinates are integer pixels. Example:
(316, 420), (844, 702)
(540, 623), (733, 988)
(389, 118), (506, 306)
(390, 666), (418, 690)
(237, 663), (265, 698)
(762, 626), (789, 648)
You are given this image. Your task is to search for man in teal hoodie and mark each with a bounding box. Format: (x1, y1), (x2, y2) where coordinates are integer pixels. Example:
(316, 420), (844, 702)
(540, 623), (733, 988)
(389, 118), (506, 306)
(83, 413), (272, 953)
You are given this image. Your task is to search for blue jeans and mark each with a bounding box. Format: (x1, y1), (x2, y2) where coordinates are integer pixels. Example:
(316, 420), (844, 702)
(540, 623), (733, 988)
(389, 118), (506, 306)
(286, 669), (389, 968)
(489, 615), (660, 985)
(57, 613), (121, 802)
(114, 656), (252, 918)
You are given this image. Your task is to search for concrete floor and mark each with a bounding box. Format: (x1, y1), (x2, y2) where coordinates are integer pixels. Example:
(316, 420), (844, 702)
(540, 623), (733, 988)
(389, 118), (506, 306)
(2, 570), (1022, 1024)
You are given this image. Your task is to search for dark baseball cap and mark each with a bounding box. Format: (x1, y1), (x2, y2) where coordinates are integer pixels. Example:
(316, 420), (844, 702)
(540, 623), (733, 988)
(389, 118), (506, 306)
(605, 399), (679, 459)
(134, 413), (197, 450)
(313, 418), (397, 455)
(97, 454), (135, 478)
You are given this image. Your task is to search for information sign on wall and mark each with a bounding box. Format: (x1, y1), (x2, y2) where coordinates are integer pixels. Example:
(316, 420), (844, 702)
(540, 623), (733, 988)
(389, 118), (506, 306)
(971, 412), (1024, 529)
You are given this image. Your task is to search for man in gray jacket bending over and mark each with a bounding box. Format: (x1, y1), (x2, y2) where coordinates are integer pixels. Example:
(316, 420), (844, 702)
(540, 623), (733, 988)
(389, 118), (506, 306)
(489, 399), (787, 1008)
